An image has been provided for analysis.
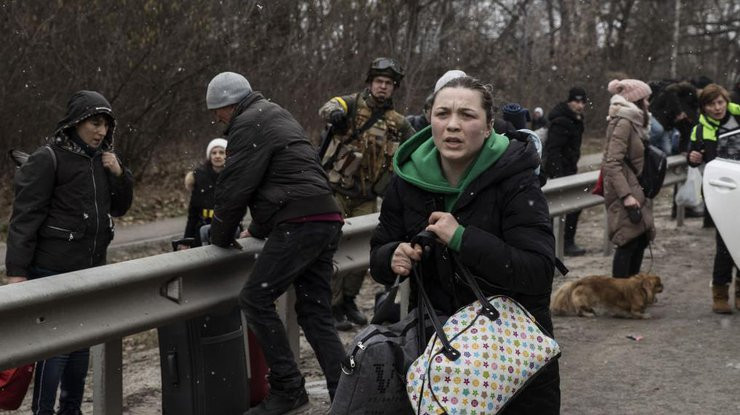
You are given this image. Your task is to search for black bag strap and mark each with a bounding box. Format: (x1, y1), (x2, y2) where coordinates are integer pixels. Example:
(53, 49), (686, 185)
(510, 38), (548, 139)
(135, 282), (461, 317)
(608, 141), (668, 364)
(449, 253), (500, 321)
(409, 231), (460, 361)
(623, 136), (645, 177)
(410, 262), (460, 361)
(44, 145), (57, 172)
(416, 284), (426, 355)
(555, 257), (569, 275)
(370, 275), (402, 325)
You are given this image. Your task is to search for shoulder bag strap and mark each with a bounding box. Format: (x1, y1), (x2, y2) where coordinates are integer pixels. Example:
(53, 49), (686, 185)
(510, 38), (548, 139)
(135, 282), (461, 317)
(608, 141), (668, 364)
(44, 145), (57, 173)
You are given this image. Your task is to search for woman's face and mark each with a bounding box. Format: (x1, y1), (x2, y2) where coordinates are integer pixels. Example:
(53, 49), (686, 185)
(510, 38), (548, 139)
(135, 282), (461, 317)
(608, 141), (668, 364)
(431, 87), (490, 166)
(703, 96), (728, 120)
(210, 146), (226, 168)
(75, 115), (109, 148)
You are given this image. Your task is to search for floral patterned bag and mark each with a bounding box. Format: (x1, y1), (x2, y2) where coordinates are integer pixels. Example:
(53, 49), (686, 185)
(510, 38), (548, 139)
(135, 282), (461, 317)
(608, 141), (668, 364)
(406, 252), (560, 415)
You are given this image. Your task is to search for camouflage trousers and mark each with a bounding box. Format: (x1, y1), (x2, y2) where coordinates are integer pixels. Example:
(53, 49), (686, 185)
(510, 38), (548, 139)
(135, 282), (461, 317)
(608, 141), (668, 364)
(332, 195), (377, 306)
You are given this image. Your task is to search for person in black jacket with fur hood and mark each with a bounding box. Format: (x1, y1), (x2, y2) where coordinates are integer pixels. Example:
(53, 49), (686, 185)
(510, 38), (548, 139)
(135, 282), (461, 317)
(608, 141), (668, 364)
(6, 90), (133, 415)
(205, 72), (346, 415)
(370, 76), (559, 414)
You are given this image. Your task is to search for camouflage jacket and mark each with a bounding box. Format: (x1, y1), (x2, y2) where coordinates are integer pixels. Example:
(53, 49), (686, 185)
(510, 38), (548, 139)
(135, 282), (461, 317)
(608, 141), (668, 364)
(319, 89), (415, 199)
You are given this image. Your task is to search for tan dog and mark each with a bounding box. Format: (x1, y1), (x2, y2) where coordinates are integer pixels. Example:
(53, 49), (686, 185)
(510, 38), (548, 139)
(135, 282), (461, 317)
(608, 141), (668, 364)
(551, 273), (663, 319)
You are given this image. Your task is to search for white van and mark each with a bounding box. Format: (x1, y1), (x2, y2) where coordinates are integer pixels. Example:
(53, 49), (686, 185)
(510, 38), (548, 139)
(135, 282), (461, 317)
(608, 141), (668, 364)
(703, 158), (740, 264)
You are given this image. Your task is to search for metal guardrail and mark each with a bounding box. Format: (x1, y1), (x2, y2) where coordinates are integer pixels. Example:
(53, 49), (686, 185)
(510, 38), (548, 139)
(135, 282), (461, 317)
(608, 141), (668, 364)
(0, 155), (687, 413)
(0, 214), (377, 414)
(544, 154), (688, 258)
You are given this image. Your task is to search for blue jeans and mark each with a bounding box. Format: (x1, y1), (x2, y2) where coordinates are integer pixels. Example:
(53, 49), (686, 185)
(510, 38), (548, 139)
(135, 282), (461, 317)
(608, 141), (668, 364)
(238, 221), (346, 399)
(649, 117), (673, 155)
(29, 266), (89, 415)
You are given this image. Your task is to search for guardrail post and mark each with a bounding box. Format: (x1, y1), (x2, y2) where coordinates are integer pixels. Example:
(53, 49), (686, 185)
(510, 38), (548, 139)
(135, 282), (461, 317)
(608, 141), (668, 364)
(276, 286), (300, 359)
(676, 204), (685, 227)
(553, 216), (565, 259)
(92, 339), (123, 415)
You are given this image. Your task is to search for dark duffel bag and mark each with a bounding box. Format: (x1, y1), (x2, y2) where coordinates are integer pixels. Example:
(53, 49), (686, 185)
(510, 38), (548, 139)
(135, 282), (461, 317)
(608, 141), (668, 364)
(329, 310), (419, 415)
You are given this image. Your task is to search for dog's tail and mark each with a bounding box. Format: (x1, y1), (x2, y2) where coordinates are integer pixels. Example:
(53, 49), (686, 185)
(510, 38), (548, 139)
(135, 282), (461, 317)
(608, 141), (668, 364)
(550, 281), (577, 315)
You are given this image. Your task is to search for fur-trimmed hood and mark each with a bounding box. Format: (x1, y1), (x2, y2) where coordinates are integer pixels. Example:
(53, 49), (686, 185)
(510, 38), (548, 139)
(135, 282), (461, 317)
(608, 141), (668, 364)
(50, 90), (116, 154)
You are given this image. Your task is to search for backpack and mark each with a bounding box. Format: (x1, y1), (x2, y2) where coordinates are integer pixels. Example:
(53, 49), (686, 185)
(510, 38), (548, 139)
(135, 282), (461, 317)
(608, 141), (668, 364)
(9, 145), (57, 170)
(626, 143), (667, 199)
(504, 129), (547, 186)
(329, 310), (420, 415)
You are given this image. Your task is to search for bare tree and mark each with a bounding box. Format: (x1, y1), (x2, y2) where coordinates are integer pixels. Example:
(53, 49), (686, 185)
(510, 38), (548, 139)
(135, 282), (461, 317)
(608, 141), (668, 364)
(1, 0), (738, 179)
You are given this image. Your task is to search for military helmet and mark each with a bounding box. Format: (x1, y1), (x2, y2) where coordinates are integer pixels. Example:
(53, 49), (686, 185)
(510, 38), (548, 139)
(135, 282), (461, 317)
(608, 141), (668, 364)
(365, 57), (405, 86)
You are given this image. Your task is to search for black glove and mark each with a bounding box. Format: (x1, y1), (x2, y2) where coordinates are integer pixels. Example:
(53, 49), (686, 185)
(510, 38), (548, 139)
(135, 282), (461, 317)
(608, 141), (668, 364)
(329, 110), (347, 130)
(626, 206), (642, 224)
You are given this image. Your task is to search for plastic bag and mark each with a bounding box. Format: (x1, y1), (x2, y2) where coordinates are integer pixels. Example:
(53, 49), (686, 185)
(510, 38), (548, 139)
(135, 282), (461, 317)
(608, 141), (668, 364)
(676, 167), (703, 208)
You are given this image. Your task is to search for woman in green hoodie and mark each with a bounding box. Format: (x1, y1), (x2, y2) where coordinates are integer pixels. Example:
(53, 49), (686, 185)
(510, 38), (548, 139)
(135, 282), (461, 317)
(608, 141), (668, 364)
(370, 76), (559, 413)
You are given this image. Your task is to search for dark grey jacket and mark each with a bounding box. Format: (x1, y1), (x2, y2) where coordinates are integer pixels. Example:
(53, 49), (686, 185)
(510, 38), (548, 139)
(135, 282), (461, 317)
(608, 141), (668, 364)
(6, 91), (134, 276)
(210, 92), (339, 246)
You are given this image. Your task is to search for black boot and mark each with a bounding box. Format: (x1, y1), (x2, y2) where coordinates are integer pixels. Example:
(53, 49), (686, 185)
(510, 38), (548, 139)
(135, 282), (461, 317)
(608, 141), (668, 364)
(243, 386), (309, 415)
(564, 241), (586, 256)
(343, 296), (368, 326)
(332, 305), (352, 331)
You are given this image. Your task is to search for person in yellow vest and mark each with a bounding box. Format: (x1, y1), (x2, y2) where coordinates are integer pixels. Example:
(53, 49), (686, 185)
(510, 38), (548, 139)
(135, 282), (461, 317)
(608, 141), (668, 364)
(318, 57), (415, 330)
(687, 84), (740, 313)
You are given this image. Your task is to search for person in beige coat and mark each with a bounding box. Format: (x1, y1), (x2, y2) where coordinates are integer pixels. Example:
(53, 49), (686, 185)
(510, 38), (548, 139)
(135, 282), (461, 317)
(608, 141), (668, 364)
(602, 79), (656, 278)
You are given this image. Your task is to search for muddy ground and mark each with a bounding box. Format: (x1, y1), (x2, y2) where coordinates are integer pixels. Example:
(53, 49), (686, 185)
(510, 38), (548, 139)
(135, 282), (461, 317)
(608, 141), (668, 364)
(5, 189), (740, 415)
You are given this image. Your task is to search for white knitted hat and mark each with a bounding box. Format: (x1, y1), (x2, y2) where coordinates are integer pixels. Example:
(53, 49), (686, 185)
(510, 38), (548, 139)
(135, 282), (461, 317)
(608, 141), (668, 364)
(206, 138), (227, 158)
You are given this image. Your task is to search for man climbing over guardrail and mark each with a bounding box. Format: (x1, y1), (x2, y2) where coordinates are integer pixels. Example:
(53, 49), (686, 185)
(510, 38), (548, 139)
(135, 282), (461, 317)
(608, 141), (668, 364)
(205, 71), (346, 415)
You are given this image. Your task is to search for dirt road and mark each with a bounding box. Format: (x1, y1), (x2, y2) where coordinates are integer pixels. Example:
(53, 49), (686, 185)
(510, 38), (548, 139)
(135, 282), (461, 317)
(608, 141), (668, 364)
(6, 190), (740, 415)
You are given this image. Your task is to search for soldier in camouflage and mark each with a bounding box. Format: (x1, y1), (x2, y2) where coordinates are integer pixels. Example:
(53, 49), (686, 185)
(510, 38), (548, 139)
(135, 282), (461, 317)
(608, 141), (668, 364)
(319, 57), (415, 330)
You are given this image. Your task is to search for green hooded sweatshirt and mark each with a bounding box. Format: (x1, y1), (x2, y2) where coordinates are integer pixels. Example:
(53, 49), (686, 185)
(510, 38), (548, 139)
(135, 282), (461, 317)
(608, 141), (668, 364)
(392, 125), (510, 250)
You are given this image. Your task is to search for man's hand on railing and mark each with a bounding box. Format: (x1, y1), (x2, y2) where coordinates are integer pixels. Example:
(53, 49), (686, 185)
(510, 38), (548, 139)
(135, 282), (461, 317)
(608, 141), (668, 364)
(7, 276), (27, 284)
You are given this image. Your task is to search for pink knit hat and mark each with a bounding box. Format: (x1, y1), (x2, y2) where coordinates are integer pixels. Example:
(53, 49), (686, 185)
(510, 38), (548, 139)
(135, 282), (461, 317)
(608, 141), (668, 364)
(607, 79), (652, 102)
